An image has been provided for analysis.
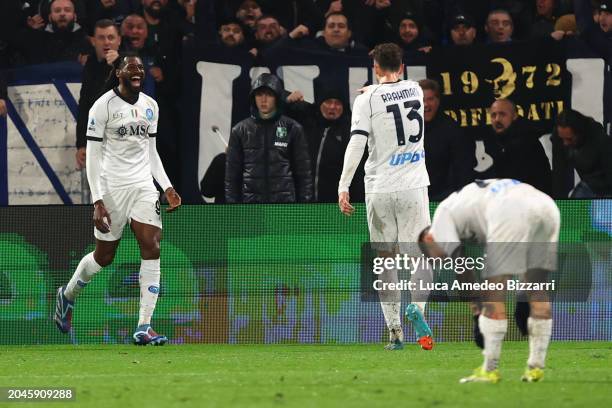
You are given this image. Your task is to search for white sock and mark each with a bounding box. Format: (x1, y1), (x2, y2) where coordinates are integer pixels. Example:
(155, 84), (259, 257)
(527, 317), (553, 369)
(138, 259), (161, 326)
(411, 302), (426, 313)
(479, 315), (507, 372)
(64, 252), (102, 301)
(378, 264), (402, 341)
(380, 302), (402, 341)
(409, 261), (432, 309)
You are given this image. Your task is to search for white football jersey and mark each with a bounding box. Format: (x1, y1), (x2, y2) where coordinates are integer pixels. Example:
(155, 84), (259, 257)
(86, 88), (159, 195)
(429, 179), (555, 254)
(350, 80), (430, 193)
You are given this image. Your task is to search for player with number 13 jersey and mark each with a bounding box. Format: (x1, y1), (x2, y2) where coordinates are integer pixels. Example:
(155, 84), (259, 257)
(350, 72), (429, 193)
(338, 43), (433, 351)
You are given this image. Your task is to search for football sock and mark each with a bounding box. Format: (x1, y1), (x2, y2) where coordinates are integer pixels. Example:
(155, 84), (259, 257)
(412, 302), (426, 313)
(64, 252), (102, 301)
(381, 302), (402, 341)
(527, 317), (552, 369)
(479, 315), (507, 372)
(409, 260), (432, 307)
(138, 259), (161, 327)
(378, 264), (401, 341)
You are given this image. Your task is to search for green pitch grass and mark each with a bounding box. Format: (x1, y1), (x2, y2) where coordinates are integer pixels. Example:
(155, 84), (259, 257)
(1, 342), (610, 408)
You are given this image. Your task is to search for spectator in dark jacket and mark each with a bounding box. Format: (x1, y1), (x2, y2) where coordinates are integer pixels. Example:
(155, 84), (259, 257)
(252, 14), (284, 57)
(485, 9), (514, 43)
(449, 12), (478, 46)
(218, 19), (247, 48)
(393, 11), (433, 56)
(75, 19), (121, 169)
(552, 109), (612, 197)
(488, 98), (552, 194)
(288, 88), (365, 203)
(288, 12), (368, 56)
(15, 0), (92, 65)
(225, 73), (313, 203)
(580, 0), (611, 135)
(529, 0), (559, 39)
(419, 79), (474, 201)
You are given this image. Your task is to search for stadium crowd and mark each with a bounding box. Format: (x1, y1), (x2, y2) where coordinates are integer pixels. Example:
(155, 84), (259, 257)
(0, 0), (611, 202)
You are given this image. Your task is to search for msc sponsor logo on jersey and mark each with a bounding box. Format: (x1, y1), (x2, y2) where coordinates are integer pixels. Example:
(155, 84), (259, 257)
(116, 124), (150, 137)
(389, 150), (425, 166)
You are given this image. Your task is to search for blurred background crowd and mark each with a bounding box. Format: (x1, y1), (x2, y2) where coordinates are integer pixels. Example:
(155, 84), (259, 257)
(0, 0), (610, 203)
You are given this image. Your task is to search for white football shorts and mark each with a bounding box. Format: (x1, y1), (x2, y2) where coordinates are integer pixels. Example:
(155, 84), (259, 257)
(365, 187), (430, 254)
(94, 185), (162, 241)
(484, 193), (560, 277)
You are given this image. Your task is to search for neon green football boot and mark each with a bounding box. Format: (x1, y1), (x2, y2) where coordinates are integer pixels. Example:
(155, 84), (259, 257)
(521, 367), (544, 382)
(459, 366), (501, 384)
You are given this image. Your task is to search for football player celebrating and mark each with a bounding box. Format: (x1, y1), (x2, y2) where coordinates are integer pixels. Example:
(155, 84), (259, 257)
(55, 53), (181, 345)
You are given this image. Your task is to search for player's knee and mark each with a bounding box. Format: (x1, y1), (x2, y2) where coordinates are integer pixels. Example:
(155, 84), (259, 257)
(140, 238), (160, 259)
(93, 251), (115, 267)
(482, 302), (506, 319)
(529, 301), (551, 319)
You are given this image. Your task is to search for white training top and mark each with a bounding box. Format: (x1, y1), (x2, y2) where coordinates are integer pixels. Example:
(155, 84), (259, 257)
(429, 179), (552, 254)
(86, 88), (170, 202)
(349, 80), (430, 193)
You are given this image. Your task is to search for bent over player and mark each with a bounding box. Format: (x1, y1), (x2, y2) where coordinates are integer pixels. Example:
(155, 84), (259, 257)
(54, 53), (181, 345)
(338, 43), (433, 350)
(420, 179), (559, 382)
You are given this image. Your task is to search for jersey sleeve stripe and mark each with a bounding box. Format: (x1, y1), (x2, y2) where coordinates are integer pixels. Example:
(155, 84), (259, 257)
(149, 133), (157, 138)
(351, 129), (369, 137)
(86, 136), (103, 142)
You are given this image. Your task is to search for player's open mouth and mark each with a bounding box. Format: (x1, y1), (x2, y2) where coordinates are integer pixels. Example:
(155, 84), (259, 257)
(130, 76), (142, 87)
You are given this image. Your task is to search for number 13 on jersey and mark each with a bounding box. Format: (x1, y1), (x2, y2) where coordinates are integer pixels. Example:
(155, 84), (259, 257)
(386, 100), (423, 146)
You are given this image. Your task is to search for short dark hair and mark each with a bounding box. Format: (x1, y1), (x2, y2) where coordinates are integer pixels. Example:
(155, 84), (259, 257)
(50, 0), (75, 9)
(116, 51), (141, 69)
(325, 12), (351, 30)
(94, 19), (119, 33)
(256, 14), (279, 26)
(487, 9), (513, 23)
(372, 43), (403, 72)
(419, 79), (440, 98)
(556, 109), (589, 133)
